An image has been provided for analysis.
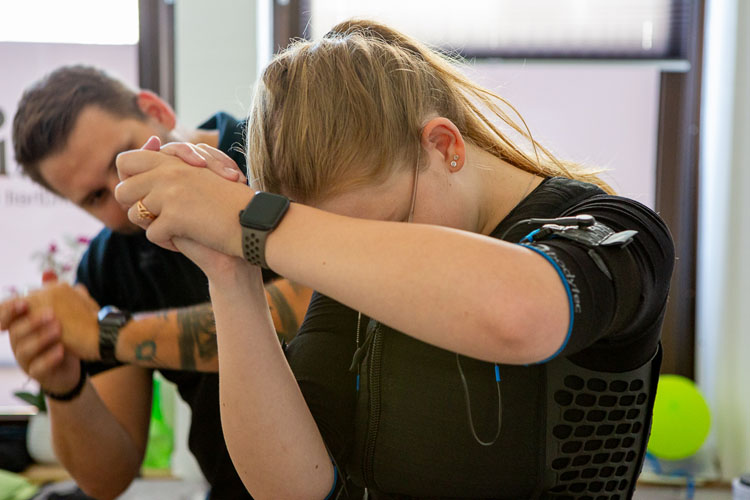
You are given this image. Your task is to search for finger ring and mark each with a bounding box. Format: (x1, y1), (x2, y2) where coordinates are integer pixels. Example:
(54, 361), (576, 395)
(136, 199), (157, 221)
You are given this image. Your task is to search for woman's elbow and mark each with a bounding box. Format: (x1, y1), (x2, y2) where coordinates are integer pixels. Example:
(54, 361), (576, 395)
(480, 303), (569, 364)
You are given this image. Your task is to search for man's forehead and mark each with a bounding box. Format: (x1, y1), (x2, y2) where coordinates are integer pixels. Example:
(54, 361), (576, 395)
(37, 108), (127, 201)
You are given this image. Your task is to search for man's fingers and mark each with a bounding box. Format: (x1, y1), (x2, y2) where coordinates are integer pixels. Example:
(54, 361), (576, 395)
(27, 343), (65, 381)
(0, 299), (28, 330)
(12, 314), (61, 366)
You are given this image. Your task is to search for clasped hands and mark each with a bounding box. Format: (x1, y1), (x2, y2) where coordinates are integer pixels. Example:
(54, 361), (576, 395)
(114, 137), (255, 270)
(0, 138), (257, 395)
(0, 283), (98, 395)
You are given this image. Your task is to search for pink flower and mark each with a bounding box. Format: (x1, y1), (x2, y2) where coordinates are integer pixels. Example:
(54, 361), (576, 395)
(77, 236), (90, 244)
(48, 243), (58, 253)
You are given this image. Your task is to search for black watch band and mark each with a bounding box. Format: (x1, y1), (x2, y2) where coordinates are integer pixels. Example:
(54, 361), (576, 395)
(98, 306), (131, 363)
(239, 192), (291, 269)
(45, 361), (87, 402)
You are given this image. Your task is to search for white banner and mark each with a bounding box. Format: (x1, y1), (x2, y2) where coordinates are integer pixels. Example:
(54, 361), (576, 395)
(0, 42), (137, 408)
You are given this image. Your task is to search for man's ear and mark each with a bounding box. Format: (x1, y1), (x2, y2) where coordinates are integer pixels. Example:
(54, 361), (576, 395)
(136, 90), (177, 130)
(420, 117), (465, 172)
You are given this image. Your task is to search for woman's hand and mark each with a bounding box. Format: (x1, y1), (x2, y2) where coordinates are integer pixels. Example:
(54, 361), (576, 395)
(114, 145), (252, 263)
(126, 136), (248, 184)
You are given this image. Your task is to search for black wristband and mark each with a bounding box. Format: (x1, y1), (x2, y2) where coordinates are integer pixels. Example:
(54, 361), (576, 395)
(45, 361), (87, 402)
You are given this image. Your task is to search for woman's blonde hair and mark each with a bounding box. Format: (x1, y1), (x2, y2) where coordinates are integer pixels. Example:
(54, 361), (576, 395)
(247, 19), (613, 203)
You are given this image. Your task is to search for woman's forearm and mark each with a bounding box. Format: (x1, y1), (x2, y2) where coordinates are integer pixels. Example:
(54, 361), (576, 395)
(262, 204), (569, 364)
(208, 266), (333, 499)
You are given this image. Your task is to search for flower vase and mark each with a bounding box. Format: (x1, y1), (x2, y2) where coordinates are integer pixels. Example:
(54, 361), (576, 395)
(26, 412), (58, 464)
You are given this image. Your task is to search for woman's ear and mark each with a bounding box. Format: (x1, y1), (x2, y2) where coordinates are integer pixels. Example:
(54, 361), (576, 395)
(420, 117), (465, 172)
(136, 90), (177, 130)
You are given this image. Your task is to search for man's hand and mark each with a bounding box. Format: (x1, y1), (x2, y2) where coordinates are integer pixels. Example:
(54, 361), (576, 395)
(17, 283), (101, 361)
(0, 299), (82, 395)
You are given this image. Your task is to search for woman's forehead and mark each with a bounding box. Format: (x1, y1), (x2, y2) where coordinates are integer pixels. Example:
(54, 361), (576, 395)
(314, 173), (411, 221)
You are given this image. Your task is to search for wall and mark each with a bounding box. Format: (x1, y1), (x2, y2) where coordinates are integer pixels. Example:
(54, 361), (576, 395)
(697, 0), (750, 479)
(471, 61), (661, 208)
(174, 0), (259, 128)
(0, 41), (137, 411)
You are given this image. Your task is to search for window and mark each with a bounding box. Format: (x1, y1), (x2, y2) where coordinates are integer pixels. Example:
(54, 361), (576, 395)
(0, 0), (138, 45)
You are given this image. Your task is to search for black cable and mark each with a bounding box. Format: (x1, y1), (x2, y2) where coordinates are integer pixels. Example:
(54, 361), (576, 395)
(455, 353), (502, 447)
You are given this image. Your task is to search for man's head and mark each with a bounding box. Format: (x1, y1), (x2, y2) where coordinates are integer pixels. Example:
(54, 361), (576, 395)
(13, 65), (177, 233)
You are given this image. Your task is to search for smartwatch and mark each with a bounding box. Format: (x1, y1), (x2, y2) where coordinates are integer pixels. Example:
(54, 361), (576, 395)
(239, 192), (291, 268)
(98, 305), (131, 363)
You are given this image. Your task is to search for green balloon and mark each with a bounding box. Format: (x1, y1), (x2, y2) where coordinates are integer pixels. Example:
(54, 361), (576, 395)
(648, 374), (711, 460)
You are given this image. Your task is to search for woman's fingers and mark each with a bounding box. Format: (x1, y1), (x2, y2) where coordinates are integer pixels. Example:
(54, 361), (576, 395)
(160, 141), (208, 168)
(141, 135), (162, 152)
(116, 149), (172, 181)
(194, 143), (247, 184)
(125, 191), (161, 231)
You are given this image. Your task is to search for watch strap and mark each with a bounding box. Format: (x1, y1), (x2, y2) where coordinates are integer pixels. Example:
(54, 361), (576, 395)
(238, 192), (291, 269)
(241, 225), (270, 268)
(98, 307), (131, 363)
(99, 322), (119, 363)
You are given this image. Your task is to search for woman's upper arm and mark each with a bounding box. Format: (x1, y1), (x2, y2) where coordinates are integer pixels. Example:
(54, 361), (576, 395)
(518, 196), (675, 361)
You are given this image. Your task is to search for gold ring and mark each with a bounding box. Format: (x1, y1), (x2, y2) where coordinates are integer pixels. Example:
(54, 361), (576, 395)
(136, 199), (156, 221)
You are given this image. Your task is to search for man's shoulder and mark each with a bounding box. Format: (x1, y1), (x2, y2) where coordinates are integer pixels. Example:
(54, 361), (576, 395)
(81, 228), (145, 264)
(198, 111), (247, 176)
(76, 228), (146, 292)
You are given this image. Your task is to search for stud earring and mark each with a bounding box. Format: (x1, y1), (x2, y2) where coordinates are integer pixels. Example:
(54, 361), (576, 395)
(450, 154), (459, 168)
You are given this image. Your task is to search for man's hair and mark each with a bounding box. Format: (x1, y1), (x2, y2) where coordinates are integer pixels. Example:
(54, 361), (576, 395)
(12, 65), (145, 193)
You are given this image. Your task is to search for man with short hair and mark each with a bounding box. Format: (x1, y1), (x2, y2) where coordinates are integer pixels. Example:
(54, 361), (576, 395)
(0, 65), (311, 499)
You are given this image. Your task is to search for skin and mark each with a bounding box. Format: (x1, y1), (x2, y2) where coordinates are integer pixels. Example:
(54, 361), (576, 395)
(113, 116), (570, 498)
(0, 92), (311, 499)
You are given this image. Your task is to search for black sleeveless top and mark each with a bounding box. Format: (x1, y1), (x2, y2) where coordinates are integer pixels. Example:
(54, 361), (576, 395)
(286, 177), (674, 499)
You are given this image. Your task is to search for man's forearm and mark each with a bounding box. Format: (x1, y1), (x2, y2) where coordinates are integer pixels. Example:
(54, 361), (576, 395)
(115, 280), (312, 371)
(49, 371), (150, 500)
(117, 303), (218, 371)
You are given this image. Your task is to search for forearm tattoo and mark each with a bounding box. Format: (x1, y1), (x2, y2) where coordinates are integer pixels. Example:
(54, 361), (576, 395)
(135, 340), (157, 362)
(266, 282), (299, 339)
(177, 304), (218, 370)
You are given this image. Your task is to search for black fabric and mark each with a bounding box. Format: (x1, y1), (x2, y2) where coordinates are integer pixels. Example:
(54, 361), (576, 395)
(78, 113), (252, 499)
(286, 177), (675, 499)
(197, 112), (248, 177)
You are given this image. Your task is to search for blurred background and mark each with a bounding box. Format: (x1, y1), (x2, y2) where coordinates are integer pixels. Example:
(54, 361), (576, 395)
(0, 0), (747, 495)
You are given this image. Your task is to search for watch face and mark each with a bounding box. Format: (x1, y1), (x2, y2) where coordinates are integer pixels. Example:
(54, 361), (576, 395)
(240, 192), (290, 231)
(98, 306), (130, 326)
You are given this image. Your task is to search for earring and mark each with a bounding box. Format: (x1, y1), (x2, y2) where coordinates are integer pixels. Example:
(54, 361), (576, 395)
(450, 154), (459, 168)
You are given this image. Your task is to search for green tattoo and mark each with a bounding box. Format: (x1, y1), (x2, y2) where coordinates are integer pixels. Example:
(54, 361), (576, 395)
(135, 340), (157, 361)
